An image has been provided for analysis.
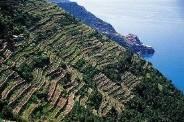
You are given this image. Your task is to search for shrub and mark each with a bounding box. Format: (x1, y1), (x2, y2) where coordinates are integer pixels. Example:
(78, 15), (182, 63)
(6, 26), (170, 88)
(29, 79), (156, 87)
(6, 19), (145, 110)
(33, 53), (50, 68)
(88, 90), (102, 109)
(18, 63), (33, 81)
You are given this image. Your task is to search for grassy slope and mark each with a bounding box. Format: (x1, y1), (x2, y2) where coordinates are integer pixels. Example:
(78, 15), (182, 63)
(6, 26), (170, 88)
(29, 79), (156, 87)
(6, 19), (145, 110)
(0, 0), (183, 121)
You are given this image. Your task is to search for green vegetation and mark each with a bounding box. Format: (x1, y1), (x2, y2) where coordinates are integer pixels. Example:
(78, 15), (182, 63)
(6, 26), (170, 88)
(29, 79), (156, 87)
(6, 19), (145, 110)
(0, 100), (15, 121)
(17, 63), (34, 81)
(0, 0), (183, 121)
(63, 102), (102, 122)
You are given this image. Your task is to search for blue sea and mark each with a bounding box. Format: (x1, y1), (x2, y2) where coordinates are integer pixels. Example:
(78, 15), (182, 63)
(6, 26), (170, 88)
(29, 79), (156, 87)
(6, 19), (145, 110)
(71, 0), (184, 91)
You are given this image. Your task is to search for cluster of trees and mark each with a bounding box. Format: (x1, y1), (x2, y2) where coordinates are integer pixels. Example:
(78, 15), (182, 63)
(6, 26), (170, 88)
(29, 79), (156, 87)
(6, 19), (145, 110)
(63, 102), (102, 122)
(0, 0), (38, 52)
(0, 0), (24, 37)
(87, 90), (102, 110)
(0, 0), (184, 121)
(0, 100), (15, 121)
(17, 52), (50, 81)
(32, 52), (50, 68)
(118, 68), (184, 122)
(74, 59), (99, 85)
(17, 63), (34, 81)
(0, 9), (16, 52)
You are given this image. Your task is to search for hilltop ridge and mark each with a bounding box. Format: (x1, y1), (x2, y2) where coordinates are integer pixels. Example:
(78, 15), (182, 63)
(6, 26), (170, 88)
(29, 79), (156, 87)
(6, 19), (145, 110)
(0, 0), (183, 121)
(56, 0), (155, 56)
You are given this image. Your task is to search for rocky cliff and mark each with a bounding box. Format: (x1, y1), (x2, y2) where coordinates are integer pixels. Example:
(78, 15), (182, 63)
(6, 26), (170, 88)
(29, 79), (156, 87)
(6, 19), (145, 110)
(56, 1), (155, 56)
(0, 0), (183, 121)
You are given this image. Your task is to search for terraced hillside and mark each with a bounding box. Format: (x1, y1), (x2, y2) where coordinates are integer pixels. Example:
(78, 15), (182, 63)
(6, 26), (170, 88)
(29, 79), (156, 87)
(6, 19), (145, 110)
(0, 0), (184, 121)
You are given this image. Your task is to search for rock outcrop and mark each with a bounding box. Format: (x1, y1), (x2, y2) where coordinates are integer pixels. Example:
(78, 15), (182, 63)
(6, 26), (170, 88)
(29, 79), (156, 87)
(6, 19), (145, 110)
(0, 0), (183, 122)
(125, 34), (155, 55)
(56, 1), (155, 56)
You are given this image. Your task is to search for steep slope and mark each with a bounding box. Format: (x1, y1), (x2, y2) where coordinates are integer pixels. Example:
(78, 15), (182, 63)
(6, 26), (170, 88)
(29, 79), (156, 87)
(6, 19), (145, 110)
(0, 0), (183, 121)
(55, 0), (154, 56)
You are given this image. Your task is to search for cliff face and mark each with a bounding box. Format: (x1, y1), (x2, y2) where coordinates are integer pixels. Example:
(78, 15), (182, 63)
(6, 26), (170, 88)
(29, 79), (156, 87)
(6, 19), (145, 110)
(56, 1), (155, 56)
(57, 2), (117, 34)
(0, 0), (183, 121)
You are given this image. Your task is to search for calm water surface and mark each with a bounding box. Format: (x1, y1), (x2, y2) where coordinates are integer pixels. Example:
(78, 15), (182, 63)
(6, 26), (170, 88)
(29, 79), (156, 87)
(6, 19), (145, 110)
(72, 0), (184, 91)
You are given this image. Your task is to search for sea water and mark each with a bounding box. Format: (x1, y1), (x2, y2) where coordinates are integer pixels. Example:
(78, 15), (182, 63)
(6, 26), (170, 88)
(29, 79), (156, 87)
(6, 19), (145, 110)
(72, 0), (184, 91)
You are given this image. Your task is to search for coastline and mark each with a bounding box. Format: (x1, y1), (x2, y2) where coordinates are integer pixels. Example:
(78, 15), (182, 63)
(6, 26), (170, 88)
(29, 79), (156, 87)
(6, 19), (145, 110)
(52, 0), (155, 56)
